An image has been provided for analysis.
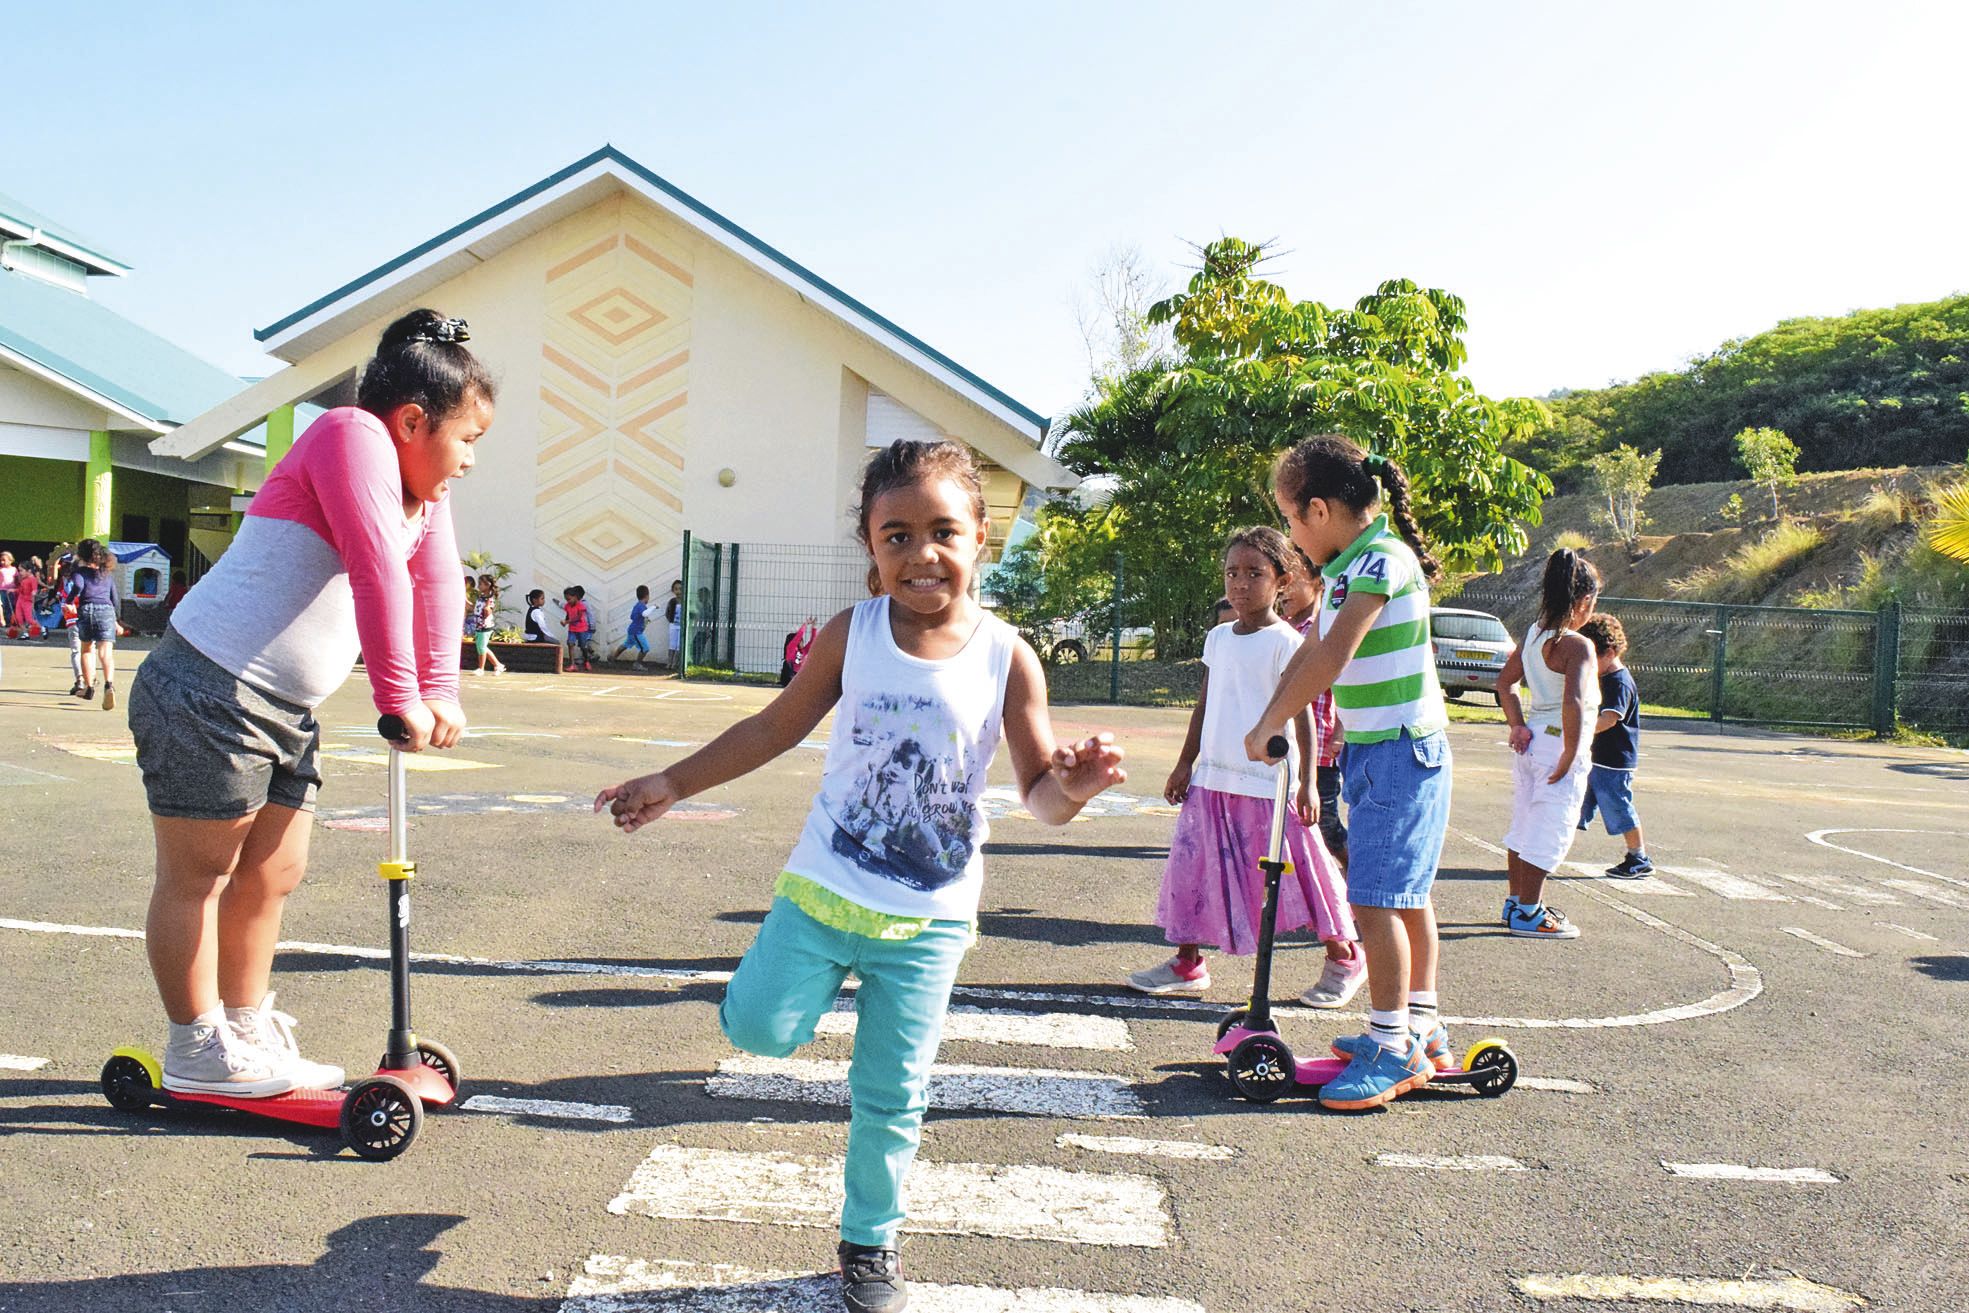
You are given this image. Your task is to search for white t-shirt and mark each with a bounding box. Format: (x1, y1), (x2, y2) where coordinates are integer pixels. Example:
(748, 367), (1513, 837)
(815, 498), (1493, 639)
(1191, 618), (1303, 800)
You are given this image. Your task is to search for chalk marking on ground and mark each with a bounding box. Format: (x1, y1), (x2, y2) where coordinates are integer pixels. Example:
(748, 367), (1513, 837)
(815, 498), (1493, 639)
(1881, 878), (1969, 909)
(1517, 1273), (1863, 1310)
(1057, 1133), (1237, 1160)
(1518, 1076), (1598, 1093)
(708, 1055), (1146, 1119)
(1564, 861), (1693, 896)
(1662, 1161), (1841, 1184)
(1876, 922), (1938, 941)
(1450, 828), (1765, 1030)
(1773, 873), (1898, 906)
(1373, 1151), (1527, 1172)
(0, 916), (144, 941)
(560, 1256), (1206, 1312)
(1806, 827), (1969, 889)
(608, 1144), (1169, 1247)
(0, 761), (72, 784)
(1657, 865), (1791, 902)
(0, 1054), (50, 1071)
(816, 1004), (1133, 1051)
(1779, 927), (1866, 958)
(1759, 879), (1843, 910)
(461, 1094), (633, 1123)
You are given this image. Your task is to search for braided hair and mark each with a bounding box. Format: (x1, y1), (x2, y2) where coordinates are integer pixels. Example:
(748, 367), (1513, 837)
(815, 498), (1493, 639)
(1273, 434), (1442, 582)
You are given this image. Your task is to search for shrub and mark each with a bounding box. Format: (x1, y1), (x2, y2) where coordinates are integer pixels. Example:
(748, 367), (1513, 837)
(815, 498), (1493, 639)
(1669, 521), (1824, 602)
(1551, 530), (1593, 553)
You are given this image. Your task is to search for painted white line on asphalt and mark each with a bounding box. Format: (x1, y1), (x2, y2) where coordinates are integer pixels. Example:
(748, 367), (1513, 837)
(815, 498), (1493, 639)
(816, 1005), (1133, 1051)
(1518, 1273), (1862, 1310)
(561, 1256), (1206, 1312)
(0, 916), (144, 941)
(1658, 865), (1790, 902)
(1806, 827), (1969, 889)
(0, 761), (72, 783)
(1663, 1161), (1840, 1184)
(1779, 927), (1866, 958)
(461, 1094), (633, 1124)
(1058, 1133), (1237, 1161)
(708, 1055), (1146, 1119)
(1518, 1076), (1598, 1094)
(0, 1054), (50, 1071)
(1374, 1152), (1527, 1172)
(1564, 862), (1692, 896)
(608, 1144), (1170, 1247)
(1772, 872), (1896, 906)
(1877, 921), (1938, 941)
(1882, 878), (1969, 910)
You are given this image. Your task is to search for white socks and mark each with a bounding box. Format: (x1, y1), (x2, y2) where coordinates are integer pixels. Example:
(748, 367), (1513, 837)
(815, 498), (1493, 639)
(1368, 1007), (1409, 1053)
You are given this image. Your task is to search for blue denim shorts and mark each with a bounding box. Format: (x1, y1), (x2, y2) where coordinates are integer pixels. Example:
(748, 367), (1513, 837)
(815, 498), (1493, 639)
(1581, 765), (1640, 835)
(76, 602), (117, 643)
(1340, 729), (1452, 909)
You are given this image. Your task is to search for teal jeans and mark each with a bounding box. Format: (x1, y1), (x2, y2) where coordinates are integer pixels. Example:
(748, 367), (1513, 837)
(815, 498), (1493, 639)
(719, 896), (971, 1247)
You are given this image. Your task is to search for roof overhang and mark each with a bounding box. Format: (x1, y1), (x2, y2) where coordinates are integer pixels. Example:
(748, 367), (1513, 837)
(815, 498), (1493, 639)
(0, 341), (165, 433)
(0, 217), (131, 278)
(147, 338), (367, 459)
(254, 146), (1055, 451)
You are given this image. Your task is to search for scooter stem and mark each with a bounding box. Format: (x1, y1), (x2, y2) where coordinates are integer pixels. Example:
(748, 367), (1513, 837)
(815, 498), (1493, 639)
(377, 716), (419, 1071)
(1245, 735), (1292, 1032)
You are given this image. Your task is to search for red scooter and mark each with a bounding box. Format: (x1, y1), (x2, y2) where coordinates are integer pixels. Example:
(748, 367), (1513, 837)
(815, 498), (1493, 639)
(101, 716), (460, 1159)
(1213, 736), (1519, 1105)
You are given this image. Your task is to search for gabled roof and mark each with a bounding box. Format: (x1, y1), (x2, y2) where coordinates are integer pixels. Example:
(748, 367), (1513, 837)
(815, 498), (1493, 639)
(0, 191), (131, 276)
(0, 265), (253, 433)
(255, 145), (1052, 441)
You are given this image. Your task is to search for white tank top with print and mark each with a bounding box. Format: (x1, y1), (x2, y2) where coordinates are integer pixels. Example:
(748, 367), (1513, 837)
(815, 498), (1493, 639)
(783, 596), (1019, 922)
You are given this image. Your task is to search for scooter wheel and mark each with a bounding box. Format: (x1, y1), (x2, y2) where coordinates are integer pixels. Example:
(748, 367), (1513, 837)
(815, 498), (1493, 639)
(341, 1076), (424, 1160)
(414, 1039), (463, 1100)
(1228, 1034), (1296, 1104)
(1215, 1009), (1248, 1042)
(101, 1054), (157, 1113)
(1466, 1044), (1518, 1097)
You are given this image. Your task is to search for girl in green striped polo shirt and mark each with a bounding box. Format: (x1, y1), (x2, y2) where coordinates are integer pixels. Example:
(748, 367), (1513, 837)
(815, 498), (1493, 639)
(1247, 435), (1454, 1112)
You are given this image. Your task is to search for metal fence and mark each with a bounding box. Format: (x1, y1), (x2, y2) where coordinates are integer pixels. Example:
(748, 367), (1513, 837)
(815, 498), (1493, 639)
(676, 533), (870, 679)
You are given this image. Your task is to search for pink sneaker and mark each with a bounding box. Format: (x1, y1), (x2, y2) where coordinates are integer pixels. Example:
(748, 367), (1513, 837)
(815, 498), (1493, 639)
(1126, 955), (1210, 996)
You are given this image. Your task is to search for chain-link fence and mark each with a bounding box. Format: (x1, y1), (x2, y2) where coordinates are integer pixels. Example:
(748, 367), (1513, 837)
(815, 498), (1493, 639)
(677, 534), (870, 681)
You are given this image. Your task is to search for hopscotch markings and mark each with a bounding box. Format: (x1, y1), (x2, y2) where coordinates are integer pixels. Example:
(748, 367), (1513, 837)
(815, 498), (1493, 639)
(608, 1144), (1170, 1247)
(561, 1256), (1206, 1312)
(1772, 872), (1895, 907)
(1779, 927), (1867, 958)
(0, 761), (72, 785)
(1058, 1133), (1237, 1161)
(1663, 1161), (1841, 1184)
(1881, 878), (1969, 910)
(461, 1094), (633, 1124)
(1518, 1273), (1863, 1310)
(613, 735), (699, 748)
(317, 745), (496, 772)
(1877, 922), (1938, 941)
(816, 1003), (1133, 1051)
(1564, 861), (1692, 897)
(0, 1054), (50, 1071)
(1373, 1152), (1527, 1172)
(708, 1055), (1146, 1119)
(1657, 865), (1791, 902)
(1518, 1076), (1598, 1094)
(1807, 827), (1969, 890)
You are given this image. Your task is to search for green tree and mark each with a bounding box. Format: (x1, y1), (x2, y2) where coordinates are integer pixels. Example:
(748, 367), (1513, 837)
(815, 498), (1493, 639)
(1735, 426), (1801, 520)
(1586, 444), (1662, 550)
(1926, 479), (1969, 563)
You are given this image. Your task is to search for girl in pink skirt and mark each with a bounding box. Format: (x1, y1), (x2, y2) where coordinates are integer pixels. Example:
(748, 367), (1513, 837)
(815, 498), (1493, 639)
(1126, 527), (1356, 998)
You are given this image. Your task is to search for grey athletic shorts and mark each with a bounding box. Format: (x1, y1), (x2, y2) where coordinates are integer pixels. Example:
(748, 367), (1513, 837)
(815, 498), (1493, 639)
(128, 628), (322, 819)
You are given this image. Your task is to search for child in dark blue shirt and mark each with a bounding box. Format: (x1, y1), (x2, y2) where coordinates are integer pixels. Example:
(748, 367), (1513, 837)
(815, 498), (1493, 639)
(1577, 613), (1650, 876)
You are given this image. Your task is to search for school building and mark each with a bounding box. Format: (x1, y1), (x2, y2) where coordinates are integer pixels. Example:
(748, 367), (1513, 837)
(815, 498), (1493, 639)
(155, 146), (1073, 665)
(0, 192), (269, 574)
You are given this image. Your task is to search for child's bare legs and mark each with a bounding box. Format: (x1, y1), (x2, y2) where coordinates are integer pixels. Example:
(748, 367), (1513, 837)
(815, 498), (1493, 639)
(146, 814), (255, 1022)
(1175, 942), (1203, 964)
(1322, 937), (1359, 962)
(79, 645), (98, 690)
(95, 640), (114, 687)
(1622, 824), (1644, 853)
(1356, 905), (1433, 1012)
(1506, 849), (1551, 905)
(215, 804), (312, 1007)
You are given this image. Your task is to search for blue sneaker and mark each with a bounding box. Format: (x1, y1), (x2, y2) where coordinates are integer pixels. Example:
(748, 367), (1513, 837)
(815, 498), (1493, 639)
(1318, 1035), (1433, 1111)
(1501, 894), (1521, 926)
(1331, 1021), (1454, 1072)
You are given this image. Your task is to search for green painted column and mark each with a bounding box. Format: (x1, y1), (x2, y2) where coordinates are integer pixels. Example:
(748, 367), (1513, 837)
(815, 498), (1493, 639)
(264, 405), (296, 472)
(85, 430), (113, 538)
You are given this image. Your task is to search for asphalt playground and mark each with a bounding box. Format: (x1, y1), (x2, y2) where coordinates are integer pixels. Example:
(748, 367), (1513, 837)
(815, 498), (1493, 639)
(1, 636), (1965, 1312)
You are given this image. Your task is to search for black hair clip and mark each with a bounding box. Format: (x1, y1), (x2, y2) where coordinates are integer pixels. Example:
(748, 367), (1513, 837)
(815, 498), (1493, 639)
(412, 317), (472, 345)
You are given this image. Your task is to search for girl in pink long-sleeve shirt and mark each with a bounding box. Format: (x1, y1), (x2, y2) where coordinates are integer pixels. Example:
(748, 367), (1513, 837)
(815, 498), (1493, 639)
(128, 309), (496, 1098)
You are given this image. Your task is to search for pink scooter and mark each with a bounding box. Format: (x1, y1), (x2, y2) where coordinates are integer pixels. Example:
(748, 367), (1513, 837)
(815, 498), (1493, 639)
(1213, 736), (1518, 1104)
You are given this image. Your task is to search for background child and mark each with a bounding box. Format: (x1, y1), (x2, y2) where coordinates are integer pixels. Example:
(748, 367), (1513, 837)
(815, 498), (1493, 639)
(1496, 548), (1602, 939)
(609, 584), (652, 667)
(524, 587), (558, 645)
(1128, 529), (1357, 1006)
(596, 439), (1124, 1313)
(560, 585), (595, 670)
(0, 551), (14, 629)
(664, 579), (683, 668)
(68, 539), (123, 707)
(470, 573), (506, 674)
(1577, 612), (1652, 877)
(1248, 435), (1453, 1112)
(12, 558), (42, 637)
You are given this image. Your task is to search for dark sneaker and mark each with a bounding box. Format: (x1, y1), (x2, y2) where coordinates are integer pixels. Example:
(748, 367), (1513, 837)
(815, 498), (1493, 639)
(81, 684), (95, 701)
(1606, 853), (1654, 879)
(1507, 902), (1581, 940)
(69, 681), (84, 697)
(838, 1242), (906, 1313)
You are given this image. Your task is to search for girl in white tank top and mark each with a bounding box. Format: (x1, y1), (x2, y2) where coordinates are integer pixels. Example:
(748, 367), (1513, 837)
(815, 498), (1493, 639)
(1498, 549), (1602, 940)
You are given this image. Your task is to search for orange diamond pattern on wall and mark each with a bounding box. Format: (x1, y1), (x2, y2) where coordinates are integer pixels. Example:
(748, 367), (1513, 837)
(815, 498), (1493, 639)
(535, 196), (691, 640)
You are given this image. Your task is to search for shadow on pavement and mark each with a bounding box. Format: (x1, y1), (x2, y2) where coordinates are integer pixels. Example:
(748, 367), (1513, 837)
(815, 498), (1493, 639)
(0, 1213), (556, 1313)
(986, 840), (1168, 861)
(1912, 954), (1969, 982)
(272, 951), (742, 979)
(0, 1076), (336, 1155)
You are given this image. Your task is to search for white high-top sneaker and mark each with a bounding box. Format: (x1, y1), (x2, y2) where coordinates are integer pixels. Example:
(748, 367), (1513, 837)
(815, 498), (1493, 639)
(227, 993), (346, 1091)
(163, 1010), (295, 1097)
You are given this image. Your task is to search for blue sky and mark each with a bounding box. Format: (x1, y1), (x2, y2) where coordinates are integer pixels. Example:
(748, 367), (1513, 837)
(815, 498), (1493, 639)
(6, 1), (1962, 419)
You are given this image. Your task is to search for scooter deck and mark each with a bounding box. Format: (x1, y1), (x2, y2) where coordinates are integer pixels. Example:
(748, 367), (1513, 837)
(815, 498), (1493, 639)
(138, 1061), (454, 1127)
(1216, 1024), (1516, 1098)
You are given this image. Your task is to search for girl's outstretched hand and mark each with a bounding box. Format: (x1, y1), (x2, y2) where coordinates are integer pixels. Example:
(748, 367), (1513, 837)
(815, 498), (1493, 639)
(1051, 733), (1126, 802)
(594, 770), (680, 833)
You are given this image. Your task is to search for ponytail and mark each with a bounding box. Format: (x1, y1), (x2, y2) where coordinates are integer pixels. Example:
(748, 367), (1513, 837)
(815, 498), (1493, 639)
(358, 308), (497, 426)
(1537, 547), (1601, 633)
(1275, 434), (1441, 583)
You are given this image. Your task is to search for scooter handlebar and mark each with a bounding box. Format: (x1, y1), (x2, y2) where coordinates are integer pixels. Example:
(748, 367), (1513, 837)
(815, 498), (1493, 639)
(377, 715), (409, 745)
(1266, 734), (1289, 761)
